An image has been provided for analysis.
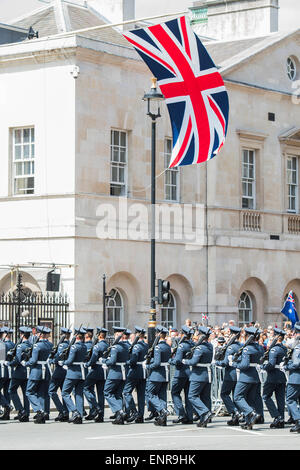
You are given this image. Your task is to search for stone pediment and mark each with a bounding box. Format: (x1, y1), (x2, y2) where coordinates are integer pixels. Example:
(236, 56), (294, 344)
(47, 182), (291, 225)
(279, 128), (300, 147)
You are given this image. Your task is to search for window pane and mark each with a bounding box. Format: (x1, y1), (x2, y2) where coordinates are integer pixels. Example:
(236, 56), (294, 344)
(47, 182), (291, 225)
(120, 132), (126, 147)
(120, 149), (126, 163)
(31, 144), (35, 158)
(15, 146), (22, 160)
(111, 165), (118, 182)
(23, 145), (30, 159)
(15, 162), (23, 176)
(14, 129), (22, 144)
(31, 128), (35, 142)
(23, 129), (30, 143)
(113, 131), (119, 145)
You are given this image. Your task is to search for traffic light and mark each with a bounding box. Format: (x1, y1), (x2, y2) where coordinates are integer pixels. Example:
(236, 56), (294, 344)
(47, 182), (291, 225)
(157, 279), (170, 305)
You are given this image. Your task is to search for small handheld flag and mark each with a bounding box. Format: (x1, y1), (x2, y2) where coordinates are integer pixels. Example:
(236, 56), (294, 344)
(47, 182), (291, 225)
(281, 291), (299, 327)
(123, 16), (229, 168)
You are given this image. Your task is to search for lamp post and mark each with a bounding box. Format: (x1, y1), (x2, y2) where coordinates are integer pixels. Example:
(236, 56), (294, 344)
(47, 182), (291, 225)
(143, 77), (164, 347)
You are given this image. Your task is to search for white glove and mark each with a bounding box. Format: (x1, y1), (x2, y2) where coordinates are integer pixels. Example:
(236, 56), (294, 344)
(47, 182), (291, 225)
(4, 361), (9, 366)
(102, 364), (108, 370)
(58, 361), (64, 367)
(63, 365), (68, 370)
(182, 359), (187, 365)
(21, 361), (26, 367)
(228, 355), (233, 367)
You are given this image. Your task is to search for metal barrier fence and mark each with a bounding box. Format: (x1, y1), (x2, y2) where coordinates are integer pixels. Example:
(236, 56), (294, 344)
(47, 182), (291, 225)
(167, 364), (269, 416)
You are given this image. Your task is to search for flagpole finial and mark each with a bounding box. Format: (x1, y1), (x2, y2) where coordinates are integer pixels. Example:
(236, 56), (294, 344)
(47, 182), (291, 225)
(151, 77), (158, 89)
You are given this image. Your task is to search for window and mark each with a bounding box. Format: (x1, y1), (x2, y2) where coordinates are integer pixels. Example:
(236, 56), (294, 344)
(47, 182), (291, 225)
(106, 288), (124, 336)
(164, 138), (179, 201)
(287, 156), (298, 213)
(287, 57), (297, 81)
(110, 130), (127, 197)
(13, 127), (35, 195)
(242, 149), (255, 209)
(161, 292), (176, 329)
(238, 292), (253, 327)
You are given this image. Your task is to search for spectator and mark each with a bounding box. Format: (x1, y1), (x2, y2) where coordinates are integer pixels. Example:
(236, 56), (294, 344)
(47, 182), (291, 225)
(185, 318), (192, 327)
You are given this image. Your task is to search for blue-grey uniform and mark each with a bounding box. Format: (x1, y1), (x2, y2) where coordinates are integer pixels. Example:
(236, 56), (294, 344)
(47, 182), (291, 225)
(7, 327), (32, 419)
(25, 329), (52, 414)
(184, 327), (213, 423)
(103, 329), (130, 415)
(48, 328), (71, 418)
(261, 329), (287, 423)
(123, 327), (149, 420)
(61, 329), (88, 419)
(147, 329), (172, 415)
(285, 324), (300, 426)
(169, 326), (194, 422)
(0, 328), (15, 410)
(83, 328), (109, 419)
(232, 327), (263, 424)
(215, 326), (241, 416)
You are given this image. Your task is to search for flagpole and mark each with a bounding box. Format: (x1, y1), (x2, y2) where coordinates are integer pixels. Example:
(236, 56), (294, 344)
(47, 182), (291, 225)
(38, 10), (190, 41)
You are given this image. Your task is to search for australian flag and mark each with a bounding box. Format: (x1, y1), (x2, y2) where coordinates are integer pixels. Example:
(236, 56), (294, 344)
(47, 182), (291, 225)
(281, 291), (299, 327)
(123, 16), (229, 168)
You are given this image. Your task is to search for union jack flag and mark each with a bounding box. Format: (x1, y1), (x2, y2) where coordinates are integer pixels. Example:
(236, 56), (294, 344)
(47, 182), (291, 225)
(123, 16), (229, 168)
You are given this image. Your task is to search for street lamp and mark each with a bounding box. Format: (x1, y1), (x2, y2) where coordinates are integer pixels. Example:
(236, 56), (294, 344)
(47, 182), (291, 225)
(143, 77), (164, 346)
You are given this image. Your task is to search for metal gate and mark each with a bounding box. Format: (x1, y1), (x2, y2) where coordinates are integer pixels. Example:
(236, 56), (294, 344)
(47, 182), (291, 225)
(0, 273), (69, 344)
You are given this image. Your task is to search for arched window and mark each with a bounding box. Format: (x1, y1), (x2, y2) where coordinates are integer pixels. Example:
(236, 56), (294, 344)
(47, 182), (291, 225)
(106, 288), (124, 336)
(161, 292), (177, 329)
(238, 292), (253, 326)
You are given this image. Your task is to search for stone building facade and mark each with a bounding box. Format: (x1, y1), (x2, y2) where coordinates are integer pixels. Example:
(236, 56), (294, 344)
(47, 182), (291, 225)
(0, 0), (299, 332)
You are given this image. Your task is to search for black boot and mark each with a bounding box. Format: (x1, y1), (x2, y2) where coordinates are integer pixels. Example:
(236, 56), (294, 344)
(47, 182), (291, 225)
(145, 411), (158, 421)
(290, 420), (300, 433)
(154, 409), (167, 426)
(135, 415), (144, 424)
(126, 410), (139, 423)
(227, 412), (239, 426)
(34, 411), (46, 424)
(109, 413), (116, 419)
(18, 411), (29, 422)
(270, 417), (284, 429)
(0, 406), (10, 421)
(94, 413), (104, 423)
(72, 412), (82, 424)
(255, 414), (264, 424)
(197, 411), (212, 428)
(85, 408), (99, 421)
(286, 416), (295, 425)
(112, 410), (126, 425)
(241, 412), (258, 430)
(55, 412), (69, 423)
(172, 416), (186, 424)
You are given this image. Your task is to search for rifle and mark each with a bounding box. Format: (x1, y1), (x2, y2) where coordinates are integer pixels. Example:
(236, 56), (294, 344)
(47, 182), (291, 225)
(85, 334), (99, 361)
(145, 332), (161, 364)
(185, 334), (207, 360)
(49, 334), (66, 360)
(214, 332), (241, 361)
(282, 336), (300, 366)
(6, 334), (24, 362)
(60, 324), (83, 361)
(232, 329), (259, 362)
(171, 335), (187, 357)
(259, 335), (280, 364)
(102, 331), (124, 359)
(129, 331), (144, 354)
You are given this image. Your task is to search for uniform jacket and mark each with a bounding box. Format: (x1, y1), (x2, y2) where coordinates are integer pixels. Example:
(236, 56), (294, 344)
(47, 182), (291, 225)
(25, 339), (52, 381)
(232, 342), (263, 383)
(184, 341), (213, 382)
(286, 343), (300, 385)
(63, 340), (87, 380)
(148, 340), (171, 382)
(85, 340), (109, 381)
(261, 343), (287, 384)
(215, 341), (241, 381)
(103, 341), (130, 381)
(1, 339), (15, 379)
(169, 339), (193, 379)
(9, 339), (31, 380)
(49, 339), (70, 380)
(126, 340), (149, 380)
